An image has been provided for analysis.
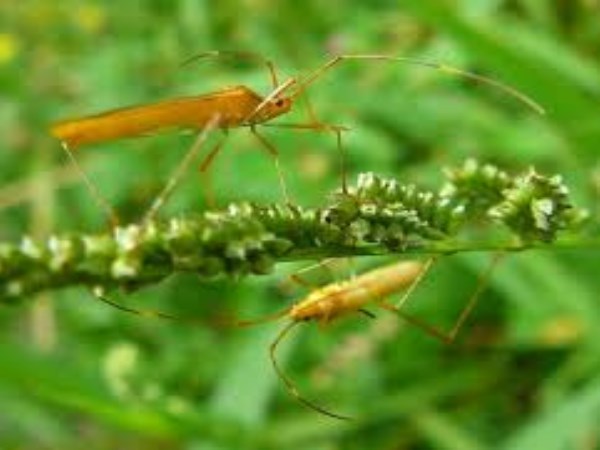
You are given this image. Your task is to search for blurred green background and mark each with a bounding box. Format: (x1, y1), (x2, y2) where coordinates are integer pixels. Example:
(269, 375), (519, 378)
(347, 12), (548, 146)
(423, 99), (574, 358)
(1, 1), (600, 449)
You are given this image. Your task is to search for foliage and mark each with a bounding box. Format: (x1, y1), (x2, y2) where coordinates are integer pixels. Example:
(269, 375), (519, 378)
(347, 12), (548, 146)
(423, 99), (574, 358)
(0, 162), (587, 302)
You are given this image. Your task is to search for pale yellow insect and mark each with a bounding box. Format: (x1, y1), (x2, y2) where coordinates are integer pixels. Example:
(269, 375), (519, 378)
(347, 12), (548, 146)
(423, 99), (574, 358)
(264, 259), (425, 420)
(98, 260), (425, 419)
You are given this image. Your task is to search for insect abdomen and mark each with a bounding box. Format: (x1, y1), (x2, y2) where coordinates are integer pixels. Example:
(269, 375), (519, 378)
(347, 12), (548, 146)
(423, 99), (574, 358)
(356, 261), (423, 299)
(50, 87), (264, 148)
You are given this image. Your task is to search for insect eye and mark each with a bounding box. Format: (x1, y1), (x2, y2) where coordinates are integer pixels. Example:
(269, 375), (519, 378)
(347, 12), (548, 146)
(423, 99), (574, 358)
(275, 99), (285, 107)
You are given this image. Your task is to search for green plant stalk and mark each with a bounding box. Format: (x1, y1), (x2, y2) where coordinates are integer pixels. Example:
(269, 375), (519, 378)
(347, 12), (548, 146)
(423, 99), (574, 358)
(0, 160), (589, 303)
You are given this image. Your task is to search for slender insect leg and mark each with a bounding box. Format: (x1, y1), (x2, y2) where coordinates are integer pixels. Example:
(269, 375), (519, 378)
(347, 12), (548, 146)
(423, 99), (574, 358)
(283, 258), (343, 290)
(198, 134), (227, 204)
(92, 287), (186, 322)
(442, 252), (504, 342)
(266, 60), (280, 89)
(335, 129), (347, 193)
(287, 269), (320, 289)
(193, 129), (230, 208)
(270, 320), (352, 420)
(199, 160), (216, 209)
(198, 131), (229, 172)
(379, 253), (504, 344)
(249, 126), (291, 204)
(299, 90), (349, 193)
(378, 301), (451, 343)
(142, 114), (220, 225)
(181, 50), (281, 90)
(60, 142), (120, 228)
(394, 257), (437, 310)
(260, 122), (350, 195)
(358, 309), (377, 319)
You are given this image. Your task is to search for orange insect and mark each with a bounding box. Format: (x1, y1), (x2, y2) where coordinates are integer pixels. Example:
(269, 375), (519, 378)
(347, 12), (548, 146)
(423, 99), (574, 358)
(51, 51), (311, 224)
(51, 52), (544, 225)
(51, 53), (545, 148)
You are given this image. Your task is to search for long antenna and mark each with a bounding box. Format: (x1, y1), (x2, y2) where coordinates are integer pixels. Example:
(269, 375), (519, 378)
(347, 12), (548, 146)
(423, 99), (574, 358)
(270, 320), (353, 421)
(92, 289), (289, 327)
(289, 54), (545, 115)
